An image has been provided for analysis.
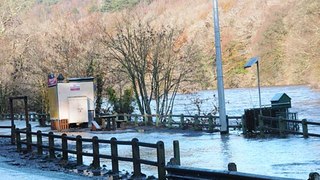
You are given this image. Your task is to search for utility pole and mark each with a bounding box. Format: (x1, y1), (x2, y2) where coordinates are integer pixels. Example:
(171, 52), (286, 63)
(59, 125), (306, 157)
(213, 0), (228, 134)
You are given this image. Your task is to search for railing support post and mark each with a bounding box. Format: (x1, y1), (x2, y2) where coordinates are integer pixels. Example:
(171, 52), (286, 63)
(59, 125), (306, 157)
(279, 117), (285, 137)
(11, 124), (16, 145)
(76, 135), (83, 165)
(61, 133), (68, 161)
(302, 119), (309, 138)
(111, 137), (119, 174)
(15, 128), (21, 152)
(26, 123), (32, 152)
(37, 130), (43, 155)
(48, 132), (55, 158)
(208, 114), (214, 132)
(92, 136), (100, 169)
(132, 138), (141, 178)
(258, 115), (264, 137)
(157, 141), (166, 180)
(173, 140), (180, 165)
(180, 114), (184, 129)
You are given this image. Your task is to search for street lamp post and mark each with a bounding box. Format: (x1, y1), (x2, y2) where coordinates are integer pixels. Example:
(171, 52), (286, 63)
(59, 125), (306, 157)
(244, 56), (262, 113)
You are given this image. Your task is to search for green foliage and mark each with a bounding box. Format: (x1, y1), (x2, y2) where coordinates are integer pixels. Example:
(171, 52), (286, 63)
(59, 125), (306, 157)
(100, 0), (141, 12)
(106, 87), (135, 114)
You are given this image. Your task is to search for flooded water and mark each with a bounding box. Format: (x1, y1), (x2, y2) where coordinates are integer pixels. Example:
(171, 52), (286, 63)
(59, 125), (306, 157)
(1, 85), (320, 179)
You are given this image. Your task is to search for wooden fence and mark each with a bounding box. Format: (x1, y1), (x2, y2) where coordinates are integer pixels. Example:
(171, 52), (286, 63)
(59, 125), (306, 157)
(98, 113), (243, 132)
(15, 124), (180, 179)
(259, 115), (320, 138)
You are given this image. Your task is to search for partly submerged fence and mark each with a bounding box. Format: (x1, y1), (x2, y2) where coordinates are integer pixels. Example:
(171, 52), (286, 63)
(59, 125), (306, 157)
(15, 124), (181, 179)
(259, 115), (320, 138)
(98, 113), (243, 131)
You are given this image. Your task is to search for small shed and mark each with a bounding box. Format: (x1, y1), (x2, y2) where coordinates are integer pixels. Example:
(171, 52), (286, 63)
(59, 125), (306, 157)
(48, 76), (95, 129)
(271, 93), (291, 109)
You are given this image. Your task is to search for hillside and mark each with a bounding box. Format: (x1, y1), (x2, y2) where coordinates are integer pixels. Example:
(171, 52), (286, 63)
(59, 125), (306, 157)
(0, 0), (320, 112)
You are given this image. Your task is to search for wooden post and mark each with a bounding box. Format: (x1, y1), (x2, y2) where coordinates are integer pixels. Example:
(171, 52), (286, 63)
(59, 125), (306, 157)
(92, 136), (100, 169)
(258, 115), (264, 137)
(241, 115), (247, 135)
(156, 114), (160, 127)
(10, 98), (15, 145)
(61, 133), (68, 161)
(24, 96), (29, 128)
(302, 119), (308, 138)
(168, 114), (173, 128)
(132, 138), (141, 178)
(111, 137), (119, 174)
(112, 117), (116, 130)
(228, 162), (237, 171)
(26, 123), (32, 152)
(208, 114), (214, 132)
(76, 135), (83, 165)
(157, 141), (166, 180)
(37, 130), (43, 155)
(180, 114), (184, 129)
(279, 117), (285, 137)
(15, 128), (21, 152)
(48, 132), (55, 159)
(11, 124), (16, 145)
(134, 115), (138, 126)
(194, 114), (200, 131)
(173, 140), (180, 165)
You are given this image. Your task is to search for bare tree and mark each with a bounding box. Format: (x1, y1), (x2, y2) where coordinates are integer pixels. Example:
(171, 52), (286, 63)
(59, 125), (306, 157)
(104, 18), (195, 124)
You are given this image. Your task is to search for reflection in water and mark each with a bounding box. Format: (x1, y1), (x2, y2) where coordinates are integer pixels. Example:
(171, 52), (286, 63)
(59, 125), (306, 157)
(220, 135), (232, 167)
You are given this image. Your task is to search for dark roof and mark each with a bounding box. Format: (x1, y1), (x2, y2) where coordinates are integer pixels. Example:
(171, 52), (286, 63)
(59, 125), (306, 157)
(67, 77), (94, 82)
(271, 93), (291, 102)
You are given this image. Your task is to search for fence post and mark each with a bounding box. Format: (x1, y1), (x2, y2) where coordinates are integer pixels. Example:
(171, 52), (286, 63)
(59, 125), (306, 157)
(26, 123), (32, 152)
(180, 114), (184, 129)
(157, 141), (166, 180)
(279, 117), (285, 137)
(11, 124), (16, 145)
(92, 136), (100, 169)
(228, 162), (237, 171)
(241, 115), (247, 135)
(37, 130), (43, 155)
(156, 114), (159, 127)
(208, 114), (214, 132)
(112, 116), (116, 130)
(258, 115), (264, 137)
(194, 114), (200, 130)
(76, 135), (83, 165)
(132, 138), (141, 178)
(168, 114), (173, 128)
(302, 119), (309, 138)
(48, 132), (55, 158)
(111, 137), (119, 174)
(15, 128), (21, 152)
(134, 115), (138, 126)
(173, 140), (180, 165)
(61, 133), (68, 161)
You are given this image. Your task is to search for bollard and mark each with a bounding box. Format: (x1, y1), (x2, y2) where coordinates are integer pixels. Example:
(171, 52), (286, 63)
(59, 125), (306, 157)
(26, 124), (32, 152)
(61, 133), (68, 161)
(302, 119), (309, 138)
(111, 137), (119, 174)
(132, 138), (141, 178)
(92, 136), (100, 169)
(15, 128), (21, 152)
(180, 114), (184, 129)
(157, 141), (166, 180)
(76, 135), (83, 165)
(228, 162), (237, 171)
(37, 130), (43, 155)
(173, 140), (180, 165)
(48, 132), (55, 158)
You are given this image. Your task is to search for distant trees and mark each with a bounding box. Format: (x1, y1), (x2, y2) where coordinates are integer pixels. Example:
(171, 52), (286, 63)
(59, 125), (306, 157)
(104, 19), (196, 123)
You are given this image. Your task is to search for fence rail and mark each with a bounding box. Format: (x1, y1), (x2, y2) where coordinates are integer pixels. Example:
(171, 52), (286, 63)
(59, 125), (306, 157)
(15, 124), (171, 179)
(98, 113), (242, 132)
(259, 115), (320, 138)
